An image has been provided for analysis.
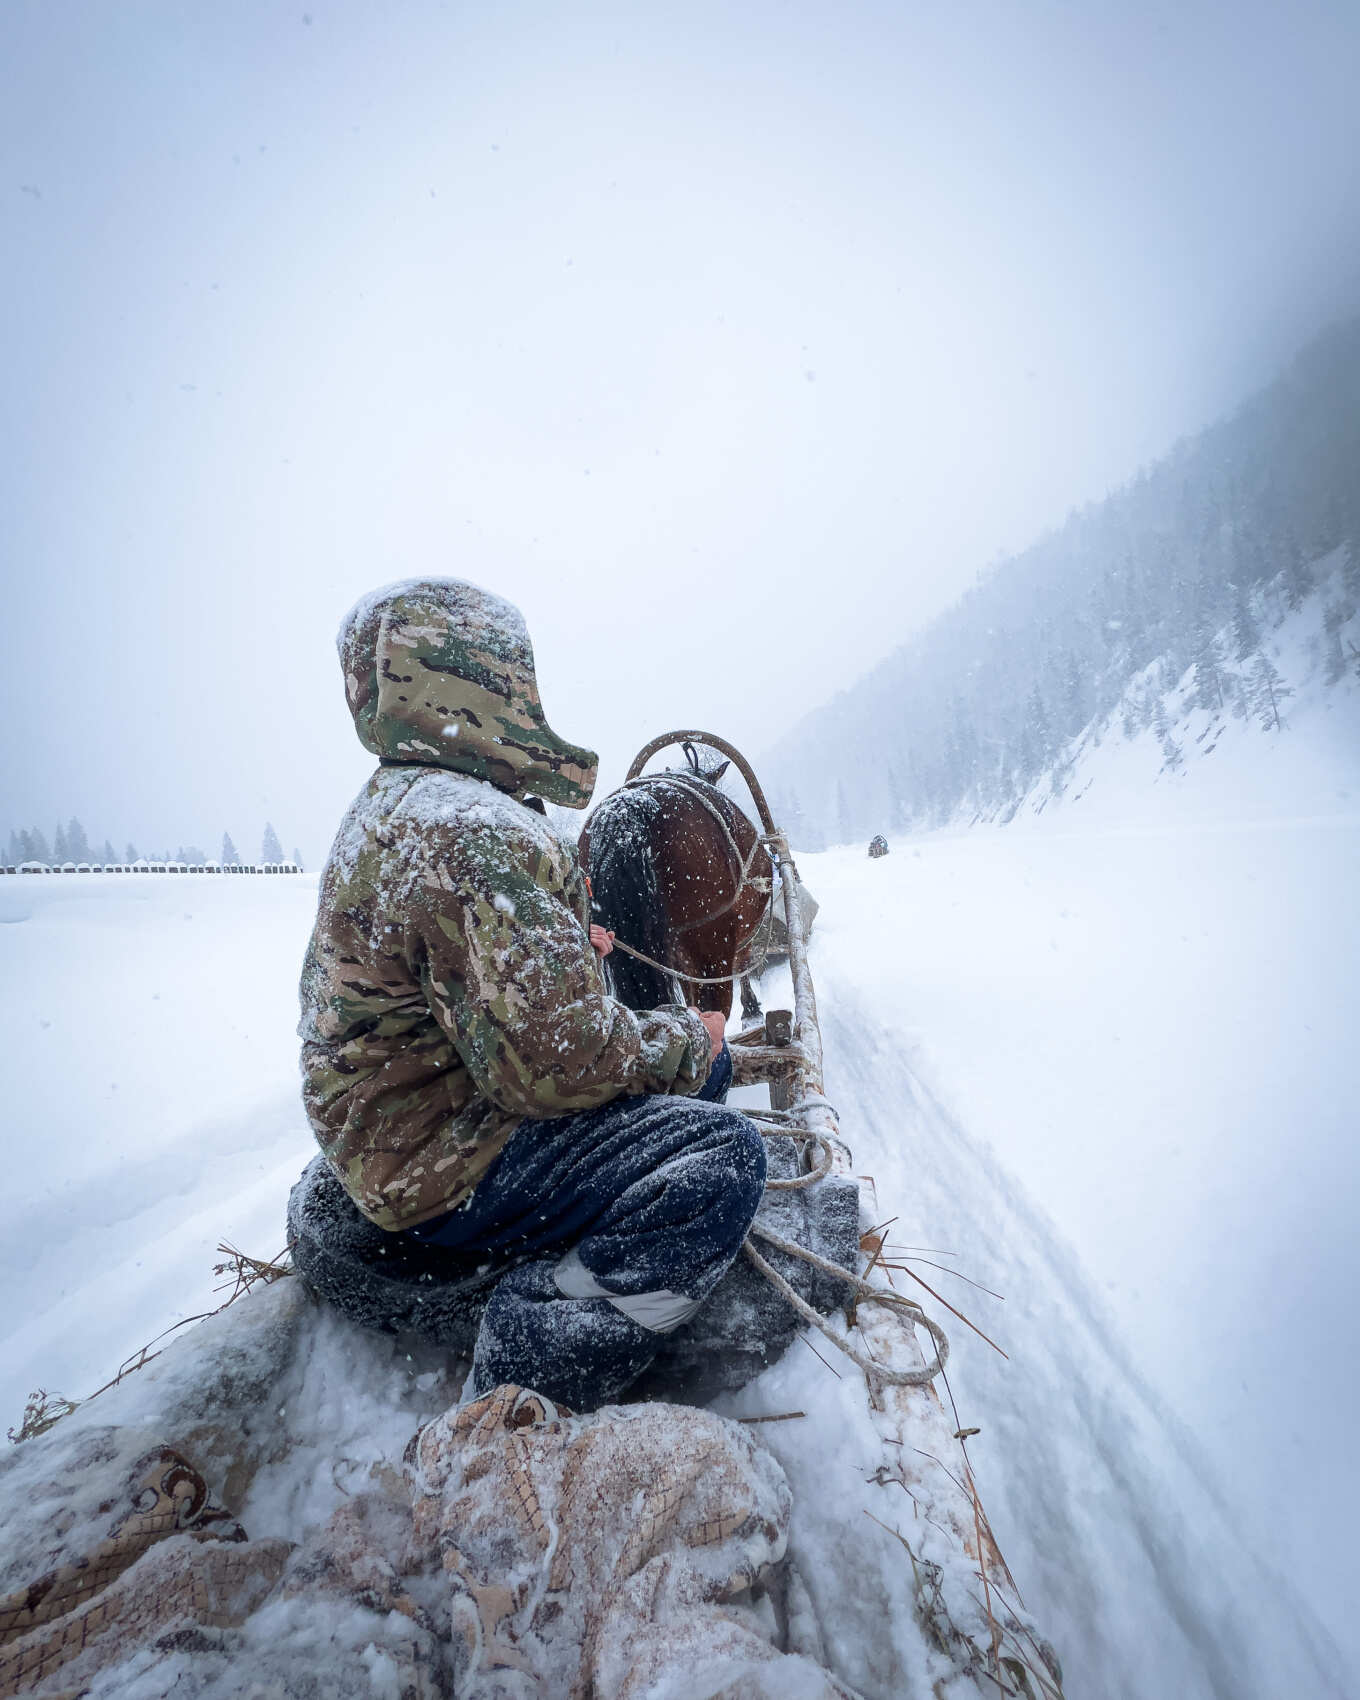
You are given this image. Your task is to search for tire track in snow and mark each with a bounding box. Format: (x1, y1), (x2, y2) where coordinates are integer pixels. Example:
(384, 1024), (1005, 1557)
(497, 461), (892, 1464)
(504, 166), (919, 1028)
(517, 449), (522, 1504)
(819, 993), (1352, 1700)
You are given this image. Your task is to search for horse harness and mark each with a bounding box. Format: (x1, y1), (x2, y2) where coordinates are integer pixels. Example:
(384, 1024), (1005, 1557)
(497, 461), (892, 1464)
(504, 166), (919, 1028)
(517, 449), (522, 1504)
(602, 770), (779, 991)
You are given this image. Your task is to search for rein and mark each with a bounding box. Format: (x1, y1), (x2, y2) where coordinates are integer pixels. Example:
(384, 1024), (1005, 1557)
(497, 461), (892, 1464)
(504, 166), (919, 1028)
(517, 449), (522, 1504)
(606, 929), (759, 988)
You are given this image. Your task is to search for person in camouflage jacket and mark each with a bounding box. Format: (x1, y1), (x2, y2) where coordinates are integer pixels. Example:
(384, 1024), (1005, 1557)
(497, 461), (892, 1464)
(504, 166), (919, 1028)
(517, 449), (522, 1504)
(299, 579), (765, 1408)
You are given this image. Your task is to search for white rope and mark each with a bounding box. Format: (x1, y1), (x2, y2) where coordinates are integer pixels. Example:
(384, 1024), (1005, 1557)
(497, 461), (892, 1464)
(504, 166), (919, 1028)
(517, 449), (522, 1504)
(757, 1130), (834, 1191)
(744, 1221), (950, 1388)
(606, 934), (750, 988)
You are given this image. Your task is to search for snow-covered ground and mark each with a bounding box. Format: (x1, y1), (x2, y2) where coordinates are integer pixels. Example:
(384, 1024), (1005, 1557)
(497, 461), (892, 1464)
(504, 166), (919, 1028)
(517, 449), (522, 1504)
(766, 629), (1360, 1690)
(2, 664), (1356, 1694)
(782, 820), (1356, 1694)
(0, 873), (319, 1428)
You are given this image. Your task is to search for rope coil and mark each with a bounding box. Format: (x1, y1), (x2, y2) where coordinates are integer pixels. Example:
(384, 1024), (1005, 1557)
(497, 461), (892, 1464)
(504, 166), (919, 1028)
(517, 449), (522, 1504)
(744, 1221), (950, 1389)
(743, 1123), (950, 1386)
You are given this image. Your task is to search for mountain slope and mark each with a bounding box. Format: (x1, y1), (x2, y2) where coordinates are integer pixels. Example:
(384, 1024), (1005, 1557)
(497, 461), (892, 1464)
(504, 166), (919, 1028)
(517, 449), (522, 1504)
(998, 542), (1360, 830)
(761, 318), (1360, 842)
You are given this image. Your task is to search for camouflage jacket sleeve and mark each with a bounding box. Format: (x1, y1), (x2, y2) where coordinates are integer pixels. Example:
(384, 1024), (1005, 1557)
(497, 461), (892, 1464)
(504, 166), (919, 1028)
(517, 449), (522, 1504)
(402, 808), (712, 1118)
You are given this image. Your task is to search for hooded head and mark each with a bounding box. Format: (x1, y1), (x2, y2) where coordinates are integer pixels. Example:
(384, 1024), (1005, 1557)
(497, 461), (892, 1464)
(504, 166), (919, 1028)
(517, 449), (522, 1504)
(337, 578), (599, 809)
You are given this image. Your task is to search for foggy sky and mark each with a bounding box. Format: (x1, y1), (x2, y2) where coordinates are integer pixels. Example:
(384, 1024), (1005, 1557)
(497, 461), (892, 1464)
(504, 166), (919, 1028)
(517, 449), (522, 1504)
(4, 0), (1359, 859)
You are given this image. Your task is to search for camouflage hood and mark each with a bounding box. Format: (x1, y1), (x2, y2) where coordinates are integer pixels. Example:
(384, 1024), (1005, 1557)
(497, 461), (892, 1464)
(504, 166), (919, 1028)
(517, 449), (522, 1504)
(338, 579), (599, 809)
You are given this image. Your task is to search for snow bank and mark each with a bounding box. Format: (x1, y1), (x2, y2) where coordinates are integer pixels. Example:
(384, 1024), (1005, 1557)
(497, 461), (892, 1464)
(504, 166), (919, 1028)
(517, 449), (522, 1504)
(0, 874), (320, 1436)
(782, 677), (1358, 1683)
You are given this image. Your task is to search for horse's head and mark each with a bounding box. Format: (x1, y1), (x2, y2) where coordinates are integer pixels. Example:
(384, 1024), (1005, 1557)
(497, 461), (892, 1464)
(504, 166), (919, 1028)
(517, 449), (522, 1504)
(681, 739), (730, 789)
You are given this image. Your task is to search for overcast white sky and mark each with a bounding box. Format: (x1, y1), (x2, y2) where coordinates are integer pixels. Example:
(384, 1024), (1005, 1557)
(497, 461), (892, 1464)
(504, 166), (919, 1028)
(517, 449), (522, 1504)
(4, 0), (1359, 860)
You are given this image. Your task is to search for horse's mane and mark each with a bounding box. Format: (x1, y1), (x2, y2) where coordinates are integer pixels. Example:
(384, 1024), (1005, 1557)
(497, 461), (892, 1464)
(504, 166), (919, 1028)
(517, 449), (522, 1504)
(587, 783), (674, 1008)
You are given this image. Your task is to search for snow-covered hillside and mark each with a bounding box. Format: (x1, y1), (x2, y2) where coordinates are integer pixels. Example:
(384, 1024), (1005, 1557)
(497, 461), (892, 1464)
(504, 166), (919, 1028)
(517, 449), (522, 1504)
(2, 791), (1355, 1692)
(761, 317), (1360, 846)
(1002, 543), (1360, 830)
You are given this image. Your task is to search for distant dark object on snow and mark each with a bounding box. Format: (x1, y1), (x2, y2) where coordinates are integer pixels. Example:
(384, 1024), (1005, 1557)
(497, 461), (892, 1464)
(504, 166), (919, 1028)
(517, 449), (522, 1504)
(868, 835), (890, 858)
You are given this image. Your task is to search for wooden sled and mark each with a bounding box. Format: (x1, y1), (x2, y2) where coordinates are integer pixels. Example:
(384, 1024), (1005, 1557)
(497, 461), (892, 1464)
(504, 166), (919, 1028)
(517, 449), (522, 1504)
(622, 730), (1067, 1700)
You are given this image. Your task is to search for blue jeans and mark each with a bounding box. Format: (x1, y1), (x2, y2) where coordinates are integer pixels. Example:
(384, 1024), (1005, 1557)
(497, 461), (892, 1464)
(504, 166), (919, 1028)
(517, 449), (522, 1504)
(406, 1046), (762, 1409)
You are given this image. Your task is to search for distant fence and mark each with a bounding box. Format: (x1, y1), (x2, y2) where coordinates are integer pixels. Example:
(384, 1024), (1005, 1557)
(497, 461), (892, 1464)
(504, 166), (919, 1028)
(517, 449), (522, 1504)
(1, 862), (305, 876)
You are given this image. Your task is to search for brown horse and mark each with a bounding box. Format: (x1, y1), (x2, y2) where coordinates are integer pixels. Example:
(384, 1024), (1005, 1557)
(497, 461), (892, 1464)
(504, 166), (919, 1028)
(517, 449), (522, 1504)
(580, 749), (773, 1022)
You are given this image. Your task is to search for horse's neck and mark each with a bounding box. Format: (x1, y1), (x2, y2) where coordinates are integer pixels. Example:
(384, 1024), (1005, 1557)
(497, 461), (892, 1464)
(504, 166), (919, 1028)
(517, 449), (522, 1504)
(637, 770), (743, 833)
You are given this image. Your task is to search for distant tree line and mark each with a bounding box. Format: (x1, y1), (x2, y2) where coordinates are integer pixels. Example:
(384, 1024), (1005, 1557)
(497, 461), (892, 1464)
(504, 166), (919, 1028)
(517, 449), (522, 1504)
(762, 316), (1360, 843)
(5, 818), (303, 870)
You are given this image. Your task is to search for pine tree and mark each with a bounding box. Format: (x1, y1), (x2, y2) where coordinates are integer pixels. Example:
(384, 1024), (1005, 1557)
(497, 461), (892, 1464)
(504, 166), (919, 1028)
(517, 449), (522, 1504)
(1323, 602), (1350, 685)
(6, 830), (20, 865)
(1224, 669), (1249, 719)
(1061, 652), (1090, 735)
(1191, 636), (1226, 713)
(1230, 581), (1261, 661)
(260, 822), (283, 863)
(54, 822), (69, 863)
(1247, 655), (1291, 730)
(291, 847), (304, 871)
(101, 840), (116, 864)
(30, 828), (51, 863)
(125, 842), (139, 864)
(66, 818), (88, 861)
(221, 832), (240, 866)
(1281, 532), (1311, 612)
(1028, 684), (1051, 747)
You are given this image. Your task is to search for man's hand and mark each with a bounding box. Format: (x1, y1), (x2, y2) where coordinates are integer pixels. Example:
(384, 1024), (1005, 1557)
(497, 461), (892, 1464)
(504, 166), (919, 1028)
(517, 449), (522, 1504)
(689, 1007), (728, 1060)
(589, 924), (614, 956)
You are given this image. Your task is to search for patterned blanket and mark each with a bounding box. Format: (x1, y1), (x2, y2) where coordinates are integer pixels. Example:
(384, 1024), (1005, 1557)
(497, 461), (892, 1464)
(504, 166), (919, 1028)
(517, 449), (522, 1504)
(1, 1392), (858, 1699)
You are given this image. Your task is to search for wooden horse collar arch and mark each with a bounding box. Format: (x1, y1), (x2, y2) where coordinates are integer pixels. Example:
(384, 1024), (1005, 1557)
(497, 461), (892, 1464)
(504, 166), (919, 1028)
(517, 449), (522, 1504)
(624, 730), (782, 836)
(621, 731), (825, 1111)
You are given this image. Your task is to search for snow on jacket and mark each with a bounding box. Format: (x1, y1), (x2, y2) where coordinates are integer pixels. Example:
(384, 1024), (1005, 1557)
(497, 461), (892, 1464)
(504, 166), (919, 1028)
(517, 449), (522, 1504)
(299, 579), (713, 1232)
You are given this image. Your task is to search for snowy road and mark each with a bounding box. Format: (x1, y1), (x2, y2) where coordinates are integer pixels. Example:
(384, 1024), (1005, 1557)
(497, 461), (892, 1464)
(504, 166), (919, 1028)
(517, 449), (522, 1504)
(801, 989), (1349, 1697)
(800, 817), (1360, 1690)
(1, 826), (1355, 1694)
